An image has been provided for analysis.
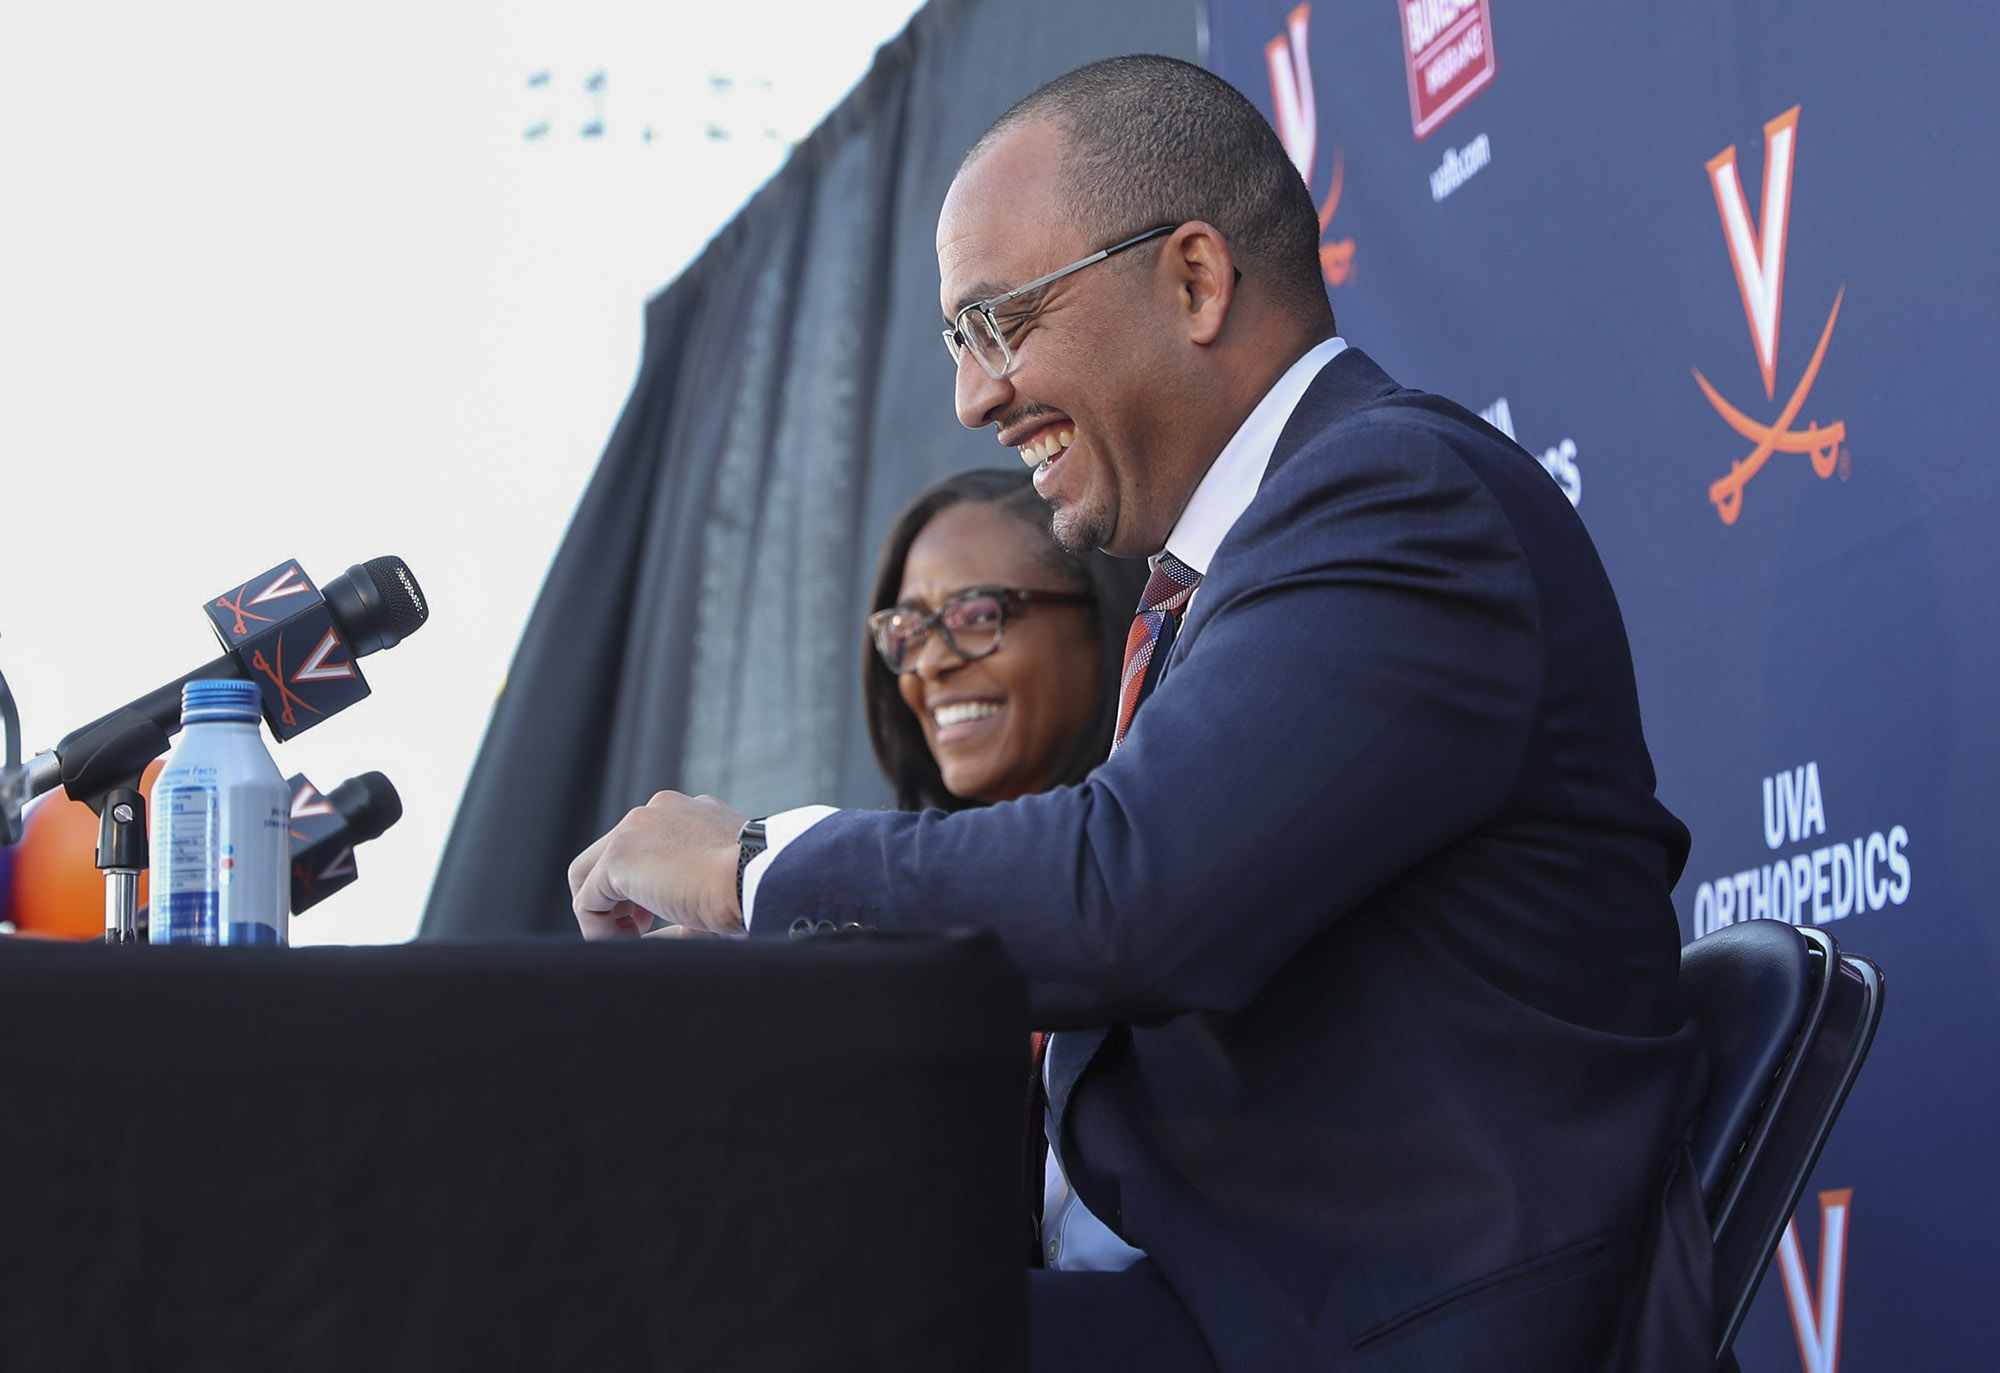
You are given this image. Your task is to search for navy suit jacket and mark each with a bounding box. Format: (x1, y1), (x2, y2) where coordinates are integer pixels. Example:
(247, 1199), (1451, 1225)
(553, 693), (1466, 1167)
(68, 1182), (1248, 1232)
(759, 349), (1709, 1372)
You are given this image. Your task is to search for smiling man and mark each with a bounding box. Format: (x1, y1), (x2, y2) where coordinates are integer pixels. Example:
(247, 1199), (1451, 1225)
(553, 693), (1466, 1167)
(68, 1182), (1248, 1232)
(570, 56), (1709, 1373)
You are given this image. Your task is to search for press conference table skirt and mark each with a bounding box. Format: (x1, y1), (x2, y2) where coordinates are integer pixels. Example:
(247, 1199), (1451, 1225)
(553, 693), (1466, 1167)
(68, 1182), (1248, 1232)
(0, 931), (1027, 1372)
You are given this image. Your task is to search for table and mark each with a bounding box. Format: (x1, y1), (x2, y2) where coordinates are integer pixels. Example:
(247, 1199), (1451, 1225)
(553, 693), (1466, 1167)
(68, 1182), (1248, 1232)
(0, 931), (1027, 1371)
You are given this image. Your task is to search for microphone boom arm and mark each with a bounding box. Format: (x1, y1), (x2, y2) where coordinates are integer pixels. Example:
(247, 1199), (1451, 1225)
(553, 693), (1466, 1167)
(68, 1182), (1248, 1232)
(26, 653), (252, 814)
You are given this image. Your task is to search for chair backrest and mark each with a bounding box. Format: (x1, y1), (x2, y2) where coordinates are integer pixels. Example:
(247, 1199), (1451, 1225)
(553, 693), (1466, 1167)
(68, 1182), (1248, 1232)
(1678, 921), (1886, 1361)
(1681, 921), (1825, 1209)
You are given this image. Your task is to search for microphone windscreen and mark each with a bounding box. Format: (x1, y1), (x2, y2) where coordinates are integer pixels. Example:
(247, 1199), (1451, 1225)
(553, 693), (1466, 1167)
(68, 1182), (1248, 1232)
(359, 557), (429, 642)
(323, 557), (430, 657)
(328, 771), (403, 845)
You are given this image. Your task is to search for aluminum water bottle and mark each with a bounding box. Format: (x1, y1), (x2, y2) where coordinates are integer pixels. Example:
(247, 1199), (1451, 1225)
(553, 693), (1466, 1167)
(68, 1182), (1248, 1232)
(148, 679), (290, 945)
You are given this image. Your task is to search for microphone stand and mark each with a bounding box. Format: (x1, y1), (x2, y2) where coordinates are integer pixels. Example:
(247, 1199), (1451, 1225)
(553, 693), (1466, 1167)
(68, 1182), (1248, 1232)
(0, 555), (428, 942)
(98, 786), (147, 944)
(0, 673), (171, 944)
(59, 714), (173, 945)
(0, 661), (22, 848)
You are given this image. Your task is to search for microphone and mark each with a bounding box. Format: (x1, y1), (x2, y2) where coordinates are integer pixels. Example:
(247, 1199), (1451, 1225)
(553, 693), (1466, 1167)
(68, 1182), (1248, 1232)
(129, 769), (402, 931)
(17, 557), (429, 811)
(286, 771), (403, 914)
(199, 555), (428, 741)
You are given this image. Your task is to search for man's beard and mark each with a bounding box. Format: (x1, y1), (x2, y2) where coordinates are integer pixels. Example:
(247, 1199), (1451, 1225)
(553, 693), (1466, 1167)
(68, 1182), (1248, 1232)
(1049, 498), (1114, 556)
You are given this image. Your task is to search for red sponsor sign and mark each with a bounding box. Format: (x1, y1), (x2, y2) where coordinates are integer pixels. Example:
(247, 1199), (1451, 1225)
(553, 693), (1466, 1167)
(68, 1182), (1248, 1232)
(1399, 0), (1498, 141)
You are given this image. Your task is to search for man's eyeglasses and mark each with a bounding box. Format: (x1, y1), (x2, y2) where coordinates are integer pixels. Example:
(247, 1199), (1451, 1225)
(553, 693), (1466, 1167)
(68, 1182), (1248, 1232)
(868, 585), (1093, 674)
(942, 224), (1178, 381)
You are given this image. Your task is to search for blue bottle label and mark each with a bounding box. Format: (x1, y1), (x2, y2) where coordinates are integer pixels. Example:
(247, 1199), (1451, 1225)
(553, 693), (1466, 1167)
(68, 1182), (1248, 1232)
(147, 721), (291, 946)
(158, 891), (222, 943)
(154, 783), (223, 943)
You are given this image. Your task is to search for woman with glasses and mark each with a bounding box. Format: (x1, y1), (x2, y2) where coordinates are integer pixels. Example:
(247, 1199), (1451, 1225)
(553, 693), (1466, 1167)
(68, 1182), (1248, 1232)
(865, 469), (1147, 811)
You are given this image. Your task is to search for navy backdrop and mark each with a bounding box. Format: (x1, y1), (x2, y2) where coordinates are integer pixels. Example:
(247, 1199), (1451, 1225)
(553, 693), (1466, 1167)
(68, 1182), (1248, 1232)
(430, 0), (1995, 1361)
(1204, 2), (1998, 1367)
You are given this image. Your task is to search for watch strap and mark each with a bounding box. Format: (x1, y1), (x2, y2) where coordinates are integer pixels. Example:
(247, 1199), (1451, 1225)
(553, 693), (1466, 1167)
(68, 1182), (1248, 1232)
(735, 818), (769, 911)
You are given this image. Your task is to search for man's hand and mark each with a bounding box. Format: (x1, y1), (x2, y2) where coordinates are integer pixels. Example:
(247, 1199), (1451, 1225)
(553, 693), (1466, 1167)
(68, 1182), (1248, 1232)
(568, 792), (747, 939)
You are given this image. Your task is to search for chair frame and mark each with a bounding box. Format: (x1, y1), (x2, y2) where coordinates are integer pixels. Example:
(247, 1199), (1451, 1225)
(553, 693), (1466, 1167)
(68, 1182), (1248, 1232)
(1684, 922), (1885, 1366)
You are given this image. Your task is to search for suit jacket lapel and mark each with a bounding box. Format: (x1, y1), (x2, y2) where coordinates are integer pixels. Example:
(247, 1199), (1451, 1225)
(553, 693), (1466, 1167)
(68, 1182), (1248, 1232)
(1264, 345), (1401, 485)
(1046, 351), (1404, 1181)
(1164, 346), (1402, 668)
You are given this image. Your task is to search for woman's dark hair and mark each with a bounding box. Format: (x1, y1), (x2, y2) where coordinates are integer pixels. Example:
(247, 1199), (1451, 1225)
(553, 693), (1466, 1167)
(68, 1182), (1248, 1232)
(864, 468), (1149, 812)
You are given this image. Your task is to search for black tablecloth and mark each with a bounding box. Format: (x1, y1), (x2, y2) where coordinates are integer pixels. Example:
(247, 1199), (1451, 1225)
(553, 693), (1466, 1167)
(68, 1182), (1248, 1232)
(0, 931), (1027, 1372)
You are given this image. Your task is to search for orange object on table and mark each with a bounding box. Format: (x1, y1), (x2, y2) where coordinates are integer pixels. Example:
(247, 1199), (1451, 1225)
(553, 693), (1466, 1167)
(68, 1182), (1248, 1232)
(10, 761), (162, 940)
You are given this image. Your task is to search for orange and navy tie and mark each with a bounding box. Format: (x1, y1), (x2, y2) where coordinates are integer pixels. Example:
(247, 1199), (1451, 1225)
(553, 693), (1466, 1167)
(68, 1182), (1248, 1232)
(1111, 551), (1201, 752)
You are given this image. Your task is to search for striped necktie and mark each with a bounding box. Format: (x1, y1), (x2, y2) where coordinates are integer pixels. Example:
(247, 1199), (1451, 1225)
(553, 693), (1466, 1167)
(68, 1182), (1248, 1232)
(1111, 550), (1201, 752)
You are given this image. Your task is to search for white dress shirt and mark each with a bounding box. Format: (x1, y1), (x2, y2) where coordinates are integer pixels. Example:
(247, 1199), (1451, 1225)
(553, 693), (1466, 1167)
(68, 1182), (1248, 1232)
(1033, 335), (1346, 1269)
(746, 336), (1348, 1271)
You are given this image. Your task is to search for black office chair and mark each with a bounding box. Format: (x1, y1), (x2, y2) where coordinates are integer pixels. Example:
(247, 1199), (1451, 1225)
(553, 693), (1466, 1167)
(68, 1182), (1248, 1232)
(1679, 920), (1885, 1370)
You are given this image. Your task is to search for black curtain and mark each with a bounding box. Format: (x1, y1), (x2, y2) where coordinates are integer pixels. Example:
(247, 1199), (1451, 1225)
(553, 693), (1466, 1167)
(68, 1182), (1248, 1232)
(423, 0), (1197, 937)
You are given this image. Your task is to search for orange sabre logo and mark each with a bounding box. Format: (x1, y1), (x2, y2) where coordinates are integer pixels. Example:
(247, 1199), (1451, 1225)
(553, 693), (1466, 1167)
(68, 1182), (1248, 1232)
(1695, 106), (1850, 525)
(249, 627), (357, 729)
(250, 634), (323, 731)
(1264, 3), (1355, 287)
(212, 564), (314, 638)
(212, 588), (274, 639)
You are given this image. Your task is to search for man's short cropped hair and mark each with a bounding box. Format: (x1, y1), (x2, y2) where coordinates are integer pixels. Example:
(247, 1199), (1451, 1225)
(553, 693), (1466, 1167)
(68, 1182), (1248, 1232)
(969, 55), (1334, 328)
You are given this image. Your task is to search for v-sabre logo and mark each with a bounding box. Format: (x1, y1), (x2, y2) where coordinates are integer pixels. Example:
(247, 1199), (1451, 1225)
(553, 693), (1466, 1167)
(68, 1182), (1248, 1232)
(1695, 106), (1850, 525)
(1263, 3), (1355, 288)
(1778, 1188), (1853, 1373)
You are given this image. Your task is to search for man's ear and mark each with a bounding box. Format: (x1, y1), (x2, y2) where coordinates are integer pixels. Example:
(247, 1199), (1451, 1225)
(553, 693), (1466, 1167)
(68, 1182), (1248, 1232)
(1167, 221), (1235, 347)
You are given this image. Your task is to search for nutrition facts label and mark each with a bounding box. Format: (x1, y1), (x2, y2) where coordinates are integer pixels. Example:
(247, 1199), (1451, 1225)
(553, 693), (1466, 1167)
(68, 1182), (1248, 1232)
(154, 780), (222, 942)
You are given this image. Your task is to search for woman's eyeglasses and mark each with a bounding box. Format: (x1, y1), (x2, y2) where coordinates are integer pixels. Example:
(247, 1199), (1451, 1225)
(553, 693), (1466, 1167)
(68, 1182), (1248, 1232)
(868, 585), (1092, 674)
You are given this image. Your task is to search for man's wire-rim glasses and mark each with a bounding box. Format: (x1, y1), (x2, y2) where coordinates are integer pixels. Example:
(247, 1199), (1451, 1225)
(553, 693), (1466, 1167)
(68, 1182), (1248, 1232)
(869, 585), (1094, 674)
(942, 224), (1178, 380)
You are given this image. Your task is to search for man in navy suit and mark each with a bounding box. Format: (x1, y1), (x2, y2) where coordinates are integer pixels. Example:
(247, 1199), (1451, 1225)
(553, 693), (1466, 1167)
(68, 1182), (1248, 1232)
(571, 56), (1709, 1373)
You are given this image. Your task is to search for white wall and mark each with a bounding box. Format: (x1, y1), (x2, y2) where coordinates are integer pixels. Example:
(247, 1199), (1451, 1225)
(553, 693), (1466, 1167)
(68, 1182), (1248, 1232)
(0, 0), (925, 943)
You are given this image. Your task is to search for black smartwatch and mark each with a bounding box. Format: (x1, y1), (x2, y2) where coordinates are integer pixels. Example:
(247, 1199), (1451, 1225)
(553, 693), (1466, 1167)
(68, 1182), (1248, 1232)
(735, 818), (768, 910)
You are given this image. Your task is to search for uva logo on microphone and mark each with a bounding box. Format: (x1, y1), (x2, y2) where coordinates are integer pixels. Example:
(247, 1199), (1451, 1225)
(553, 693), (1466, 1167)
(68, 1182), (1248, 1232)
(317, 845), (357, 884)
(286, 771), (400, 914)
(213, 564), (315, 637)
(287, 774), (358, 912)
(1694, 106), (1851, 525)
(290, 782), (336, 820)
(293, 630), (358, 683)
(248, 565), (312, 607)
(205, 561), (372, 738)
